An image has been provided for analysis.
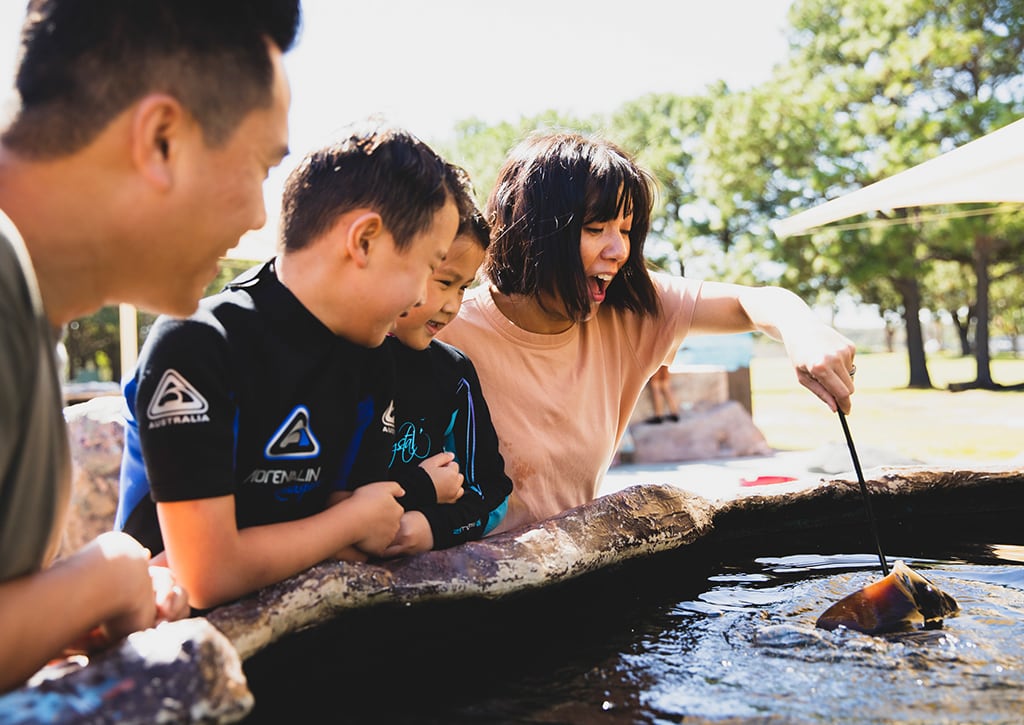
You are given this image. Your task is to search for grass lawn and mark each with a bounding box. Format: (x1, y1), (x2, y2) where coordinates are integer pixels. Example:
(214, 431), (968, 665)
(750, 345), (1024, 464)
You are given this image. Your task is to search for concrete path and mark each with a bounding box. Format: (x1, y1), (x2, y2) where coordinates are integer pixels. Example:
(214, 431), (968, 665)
(600, 444), (943, 503)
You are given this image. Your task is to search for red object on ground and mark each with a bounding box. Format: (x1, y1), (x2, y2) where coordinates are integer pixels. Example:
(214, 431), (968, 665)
(739, 475), (798, 487)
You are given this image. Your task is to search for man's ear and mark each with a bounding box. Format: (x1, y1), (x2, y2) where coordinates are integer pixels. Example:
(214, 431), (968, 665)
(345, 211), (384, 268)
(129, 94), (187, 191)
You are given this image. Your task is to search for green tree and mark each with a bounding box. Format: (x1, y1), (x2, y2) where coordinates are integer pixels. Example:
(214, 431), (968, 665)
(706, 0), (1024, 388)
(439, 110), (597, 211)
(991, 268), (1024, 355)
(924, 259), (975, 356)
(63, 258), (257, 383)
(63, 306), (121, 382)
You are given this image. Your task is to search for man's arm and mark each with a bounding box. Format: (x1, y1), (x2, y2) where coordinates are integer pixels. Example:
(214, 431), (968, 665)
(0, 532), (156, 693)
(689, 281), (857, 413)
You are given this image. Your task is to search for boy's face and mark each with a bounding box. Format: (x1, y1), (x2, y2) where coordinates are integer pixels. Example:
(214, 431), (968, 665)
(393, 234), (485, 350)
(365, 199), (459, 346)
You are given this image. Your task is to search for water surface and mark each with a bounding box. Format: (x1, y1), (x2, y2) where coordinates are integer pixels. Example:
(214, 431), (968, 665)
(243, 542), (1024, 724)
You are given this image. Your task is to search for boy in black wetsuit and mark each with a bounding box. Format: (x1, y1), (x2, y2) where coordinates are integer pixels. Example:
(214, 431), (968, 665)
(116, 121), (460, 610)
(380, 180), (513, 555)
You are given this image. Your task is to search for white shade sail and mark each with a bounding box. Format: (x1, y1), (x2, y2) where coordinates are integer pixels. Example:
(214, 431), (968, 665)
(226, 227), (276, 262)
(772, 117), (1024, 238)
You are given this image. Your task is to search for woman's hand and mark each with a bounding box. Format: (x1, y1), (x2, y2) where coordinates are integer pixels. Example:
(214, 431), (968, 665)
(783, 323), (857, 414)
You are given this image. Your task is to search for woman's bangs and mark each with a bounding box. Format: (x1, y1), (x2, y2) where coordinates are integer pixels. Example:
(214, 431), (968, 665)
(584, 153), (641, 223)
(584, 175), (623, 222)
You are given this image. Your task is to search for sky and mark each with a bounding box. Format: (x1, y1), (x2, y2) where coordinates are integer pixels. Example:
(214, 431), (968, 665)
(0, 0), (794, 259)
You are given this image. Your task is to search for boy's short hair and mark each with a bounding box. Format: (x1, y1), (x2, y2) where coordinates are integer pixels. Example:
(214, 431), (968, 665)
(1, 0), (302, 158)
(445, 162), (490, 251)
(485, 131), (659, 321)
(461, 208), (491, 251)
(280, 121), (453, 253)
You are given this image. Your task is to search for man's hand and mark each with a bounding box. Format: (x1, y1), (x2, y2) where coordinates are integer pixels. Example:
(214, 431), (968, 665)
(70, 532), (157, 652)
(149, 565), (189, 623)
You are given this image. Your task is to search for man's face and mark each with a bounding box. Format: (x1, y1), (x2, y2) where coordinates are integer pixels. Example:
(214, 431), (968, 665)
(150, 42), (291, 315)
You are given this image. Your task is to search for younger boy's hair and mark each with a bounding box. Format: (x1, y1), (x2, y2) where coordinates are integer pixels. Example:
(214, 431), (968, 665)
(2, 0), (302, 158)
(485, 131), (659, 321)
(444, 162), (490, 251)
(280, 120), (453, 253)
(461, 208), (491, 252)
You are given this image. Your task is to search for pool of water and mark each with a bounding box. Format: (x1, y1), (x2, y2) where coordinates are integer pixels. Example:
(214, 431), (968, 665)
(630, 550), (1024, 723)
(242, 540), (1024, 724)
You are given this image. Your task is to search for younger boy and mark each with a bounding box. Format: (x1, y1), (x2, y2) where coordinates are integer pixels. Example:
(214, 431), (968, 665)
(115, 121), (460, 610)
(380, 185), (512, 555)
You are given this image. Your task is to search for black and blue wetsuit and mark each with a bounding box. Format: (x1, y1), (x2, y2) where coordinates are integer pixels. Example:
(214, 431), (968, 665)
(116, 260), (395, 555)
(385, 337), (511, 549)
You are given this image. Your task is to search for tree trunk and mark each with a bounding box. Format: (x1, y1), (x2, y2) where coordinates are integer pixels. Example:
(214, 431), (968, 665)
(971, 236), (995, 388)
(894, 278), (932, 389)
(950, 307), (972, 356)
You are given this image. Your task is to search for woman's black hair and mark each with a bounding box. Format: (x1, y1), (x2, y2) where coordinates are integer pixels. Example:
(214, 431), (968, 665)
(485, 131), (659, 322)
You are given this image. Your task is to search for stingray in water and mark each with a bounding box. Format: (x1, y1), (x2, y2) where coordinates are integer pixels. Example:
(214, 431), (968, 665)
(816, 560), (960, 635)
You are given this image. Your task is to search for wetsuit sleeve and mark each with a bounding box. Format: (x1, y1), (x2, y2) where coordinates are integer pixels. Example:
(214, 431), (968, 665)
(133, 317), (238, 503)
(115, 376), (164, 554)
(421, 354), (512, 549)
(390, 465), (437, 510)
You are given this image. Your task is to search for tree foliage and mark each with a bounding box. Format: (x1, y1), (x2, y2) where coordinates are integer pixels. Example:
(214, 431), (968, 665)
(68, 0), (1024, 390)
(700, 0), (1024, 387)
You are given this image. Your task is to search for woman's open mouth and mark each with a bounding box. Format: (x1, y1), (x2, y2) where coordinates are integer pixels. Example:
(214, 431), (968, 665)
(589, 274), (613, 302)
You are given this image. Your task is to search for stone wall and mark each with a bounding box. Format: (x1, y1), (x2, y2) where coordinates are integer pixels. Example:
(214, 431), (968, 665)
(628, 400), (772, 462)
(629, 364), (730, 422)
(624, 366), (768, 464)
(4, 396), (1020, 724)
(60, 396), (126, 558)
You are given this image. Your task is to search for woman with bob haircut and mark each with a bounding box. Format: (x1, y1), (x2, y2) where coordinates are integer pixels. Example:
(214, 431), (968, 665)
(438, 131), (857, 534)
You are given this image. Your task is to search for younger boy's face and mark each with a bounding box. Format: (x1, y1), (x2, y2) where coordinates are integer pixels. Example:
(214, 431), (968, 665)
(393, 234), (485, 350)
(367, 199), (459, 346)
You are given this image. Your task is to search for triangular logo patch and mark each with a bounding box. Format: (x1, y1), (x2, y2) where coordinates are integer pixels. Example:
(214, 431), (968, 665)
(266, 406), (320, 459)
(147, 369), (209, 420)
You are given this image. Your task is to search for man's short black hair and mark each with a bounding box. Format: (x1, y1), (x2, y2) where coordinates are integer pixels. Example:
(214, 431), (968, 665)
(1, 0), (302, 158)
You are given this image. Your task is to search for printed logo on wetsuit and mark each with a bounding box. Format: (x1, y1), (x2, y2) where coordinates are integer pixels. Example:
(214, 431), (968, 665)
(265, 406), (321, 459)
(147, 369), (210, 428)
(381, 399), (396, 435)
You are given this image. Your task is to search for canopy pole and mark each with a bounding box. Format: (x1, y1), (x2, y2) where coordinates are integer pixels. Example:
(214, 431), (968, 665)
(118, 303), (138, 383)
